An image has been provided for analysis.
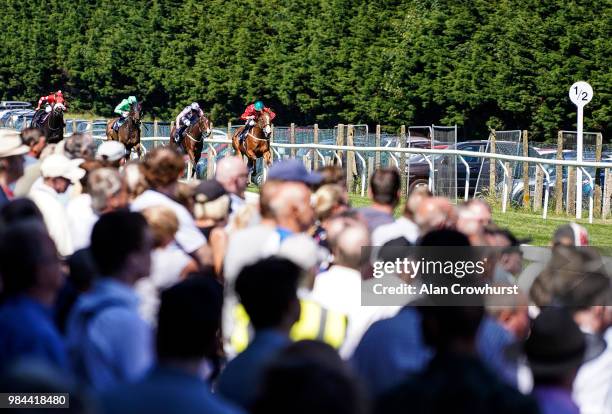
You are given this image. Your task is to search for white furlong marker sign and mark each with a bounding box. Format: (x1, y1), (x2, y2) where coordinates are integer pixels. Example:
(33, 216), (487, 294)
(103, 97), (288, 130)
(569, 81), (593, 219)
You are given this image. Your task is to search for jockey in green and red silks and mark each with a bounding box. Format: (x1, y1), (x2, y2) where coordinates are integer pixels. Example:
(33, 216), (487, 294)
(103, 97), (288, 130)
(113, 96), (137, 129)
(239, 100), (275, 143)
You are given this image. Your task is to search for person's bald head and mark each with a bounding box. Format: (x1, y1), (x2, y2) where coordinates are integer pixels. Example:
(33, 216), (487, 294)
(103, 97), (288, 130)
(269, 182), (314, 233)
(215, 156), (248, 196)
(334, 223), (369, 270)
(414, 197), (456, 234)
(466, 199), (491, 227)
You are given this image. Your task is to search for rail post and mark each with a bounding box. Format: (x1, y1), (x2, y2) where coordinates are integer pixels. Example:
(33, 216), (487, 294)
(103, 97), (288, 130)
(489, 130), (496, 198)
(522, 130), (529, 208)
(313, 124), (319, 169)
(594, 132), (603, 216)
(290, 123), (296, 158)
(375, 125), (381, 168)
(555, 131), (563, 214)
(346, 125), (356, 193)
(400, 125), (407, 200)
(335, 124), (345, 167)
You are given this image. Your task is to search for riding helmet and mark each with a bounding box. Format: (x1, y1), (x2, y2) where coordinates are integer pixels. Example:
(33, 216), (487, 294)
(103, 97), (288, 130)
(254, 101), (264, 111)
(191, 102), (200, 110)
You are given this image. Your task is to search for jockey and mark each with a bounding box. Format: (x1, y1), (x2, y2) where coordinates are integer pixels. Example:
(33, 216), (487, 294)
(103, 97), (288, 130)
(238, 100), (275, 144)
(33, 90), (65, 125)
(36, 90), (65, 111)
(174, 102), (204, 144)
(113, 96), (138, 130)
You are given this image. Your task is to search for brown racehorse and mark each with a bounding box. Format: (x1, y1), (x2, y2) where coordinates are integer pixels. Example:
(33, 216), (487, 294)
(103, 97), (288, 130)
(106, 102), (143, 158)
(169, 114), (212, 178)
(32, 103), (65, 144)
(232, 112), (272, 183)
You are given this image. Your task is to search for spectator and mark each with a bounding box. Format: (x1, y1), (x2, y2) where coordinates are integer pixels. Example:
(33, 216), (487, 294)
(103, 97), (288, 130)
(357, 167), (400, 233)
(352, 230), (519, 395)
(552, 223), (589, 247)
(217, 258), (301, 409)
(230, 235), (348, 353)
(465, 198), (492, 227)
(131, 147), (208, 264)
(29, 153), (85, 257)
(375, 306), (539, 414)
(193, 179), (231, 276)
(123, 161), (148, 201)
(317, 165), (346, 188)
(20, 127), (46, 168)
(66, 211), (154, 391)
(525, 308), (591, 414)
(63, 133), (96, 162)
(101, 276), (243, 414)
(372, 185), (430, 246)
(485, 286), (530, 342)
(268, 158), (323, 188)
(0, 359), (94, 414)
(0, 129), (29, 207)
(413, 196), (457, 235)
(14, 142), (58, 198)
(96, 140), (127, 169)
(223, 179), (283, 283)
(269, 181), (316, 238)
(0, 220), (67, 371)
(312, 221), (393, 357)
(530, 246), (612, 413)
(66, 163), (115, 251)
(312, 184), (350, 248)
(215, 156), (250, 214)
(0, 197), (43, 226)
(252, 340), (367, 414)
(135, 205), (198, 325)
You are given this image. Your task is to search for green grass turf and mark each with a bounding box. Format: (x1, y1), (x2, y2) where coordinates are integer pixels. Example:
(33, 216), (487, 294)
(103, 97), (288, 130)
(249, 186), (612, 247)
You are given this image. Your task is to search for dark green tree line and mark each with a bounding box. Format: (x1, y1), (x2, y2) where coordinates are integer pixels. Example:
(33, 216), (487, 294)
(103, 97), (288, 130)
(0, 0), (609, 140)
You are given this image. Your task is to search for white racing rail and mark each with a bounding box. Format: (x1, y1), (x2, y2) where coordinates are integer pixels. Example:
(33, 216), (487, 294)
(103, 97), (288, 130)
(85, 135), (612, 222)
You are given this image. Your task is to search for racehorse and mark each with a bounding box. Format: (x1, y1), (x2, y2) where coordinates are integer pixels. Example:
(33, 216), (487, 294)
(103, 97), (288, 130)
(169, 113), (212, 178)
(32, 103), (65, 144)
(232, 112), (272, 183)
(106, 102), (143, 158)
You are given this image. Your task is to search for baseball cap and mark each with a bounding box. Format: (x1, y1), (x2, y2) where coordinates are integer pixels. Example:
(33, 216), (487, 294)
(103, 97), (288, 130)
(96, 140), (127, 162)
(0, 130), (29, 158)
(194, 179), (227, 203)
(267, 159), (322, 185)
(40, 154), (85, 183)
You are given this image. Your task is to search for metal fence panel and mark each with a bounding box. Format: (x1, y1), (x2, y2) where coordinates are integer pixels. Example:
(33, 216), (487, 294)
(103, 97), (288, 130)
(432, 125), (457, 200)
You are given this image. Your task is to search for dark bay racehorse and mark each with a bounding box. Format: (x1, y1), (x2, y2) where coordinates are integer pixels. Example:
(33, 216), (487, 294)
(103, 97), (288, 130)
(32, 103), (65, 144)
(169, 114), (212, 178)
(232, 112), (272, 183)
(106, 102), (143, 158)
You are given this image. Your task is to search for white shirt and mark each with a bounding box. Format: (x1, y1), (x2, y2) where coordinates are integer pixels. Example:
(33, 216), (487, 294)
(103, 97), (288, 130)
(312, 265), (399, 358)
(131, 190), (205, 253)
(135, 244), (192, 325)
(573, 327), (612, 414)
(66, 194), (98, 251)
(371, 216), (420, 245)
(29, 181), (74, 257)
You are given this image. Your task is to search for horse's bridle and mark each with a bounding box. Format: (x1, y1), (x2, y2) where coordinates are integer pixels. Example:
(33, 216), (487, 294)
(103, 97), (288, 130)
(47, 103), (65, 131)
(185, 115), (211, 143)
(258, 113), (272, 138)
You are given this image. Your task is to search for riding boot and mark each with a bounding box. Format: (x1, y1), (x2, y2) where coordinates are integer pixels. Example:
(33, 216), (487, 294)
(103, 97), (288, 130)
(176, 126), (185, 143)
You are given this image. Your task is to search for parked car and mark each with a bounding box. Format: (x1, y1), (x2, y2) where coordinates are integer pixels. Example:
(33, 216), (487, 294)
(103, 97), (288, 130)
(508, 150), (610, 207)
(0, 101), (32, 110)
(405, 140), (533, 196)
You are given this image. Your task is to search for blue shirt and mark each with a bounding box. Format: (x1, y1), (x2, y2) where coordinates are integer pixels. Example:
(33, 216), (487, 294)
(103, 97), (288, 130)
(101, 365), (244, 414)
(0, 295), (68, 371)
(217, 329), (290, 409)
(533, 386), (580, 414)
(351, 307), (518, 396)
(66, 278), (153, 391)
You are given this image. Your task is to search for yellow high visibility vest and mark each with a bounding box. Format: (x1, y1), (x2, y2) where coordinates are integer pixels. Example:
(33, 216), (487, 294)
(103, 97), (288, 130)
(230, 299), (348, 354)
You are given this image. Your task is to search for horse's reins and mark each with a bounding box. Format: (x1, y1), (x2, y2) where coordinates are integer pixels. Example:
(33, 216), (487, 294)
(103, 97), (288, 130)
(185, 117), (210, 143)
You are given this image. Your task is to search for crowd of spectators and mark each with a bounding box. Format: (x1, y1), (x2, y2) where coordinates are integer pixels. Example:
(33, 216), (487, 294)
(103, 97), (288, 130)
(0, 127), (611, 414)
